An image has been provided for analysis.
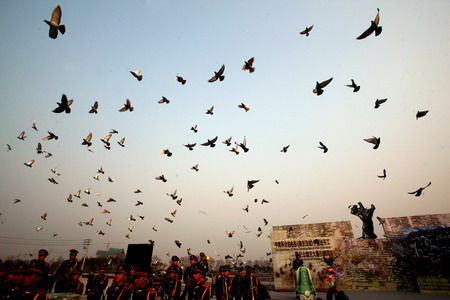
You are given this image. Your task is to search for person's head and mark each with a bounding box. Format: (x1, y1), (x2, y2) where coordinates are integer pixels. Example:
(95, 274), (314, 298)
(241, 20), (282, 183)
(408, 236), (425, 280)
(295, 253), (301, 260)
(189, 255), (198, 265)
(133, 271), (149, 288)
(191, 268), (205, 284)
(113, 269), (127, 285)
(98, 265), (106, 275)
(38, 249), (48, 261)
(221, 266), (230, 277)
(69, 249), (78, 259)
(22, 268), (43, 287)
(171, 256), (180, 265)
(70, 269), (81, 281)
(246, 266), (255, 276)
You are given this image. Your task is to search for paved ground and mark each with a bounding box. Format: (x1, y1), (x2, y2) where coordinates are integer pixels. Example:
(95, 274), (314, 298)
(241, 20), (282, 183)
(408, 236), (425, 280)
(269, 290), (450, 300)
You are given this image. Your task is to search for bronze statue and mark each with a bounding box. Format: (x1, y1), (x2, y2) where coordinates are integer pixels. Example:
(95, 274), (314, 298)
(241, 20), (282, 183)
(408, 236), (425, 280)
(350, 202), (377, 239)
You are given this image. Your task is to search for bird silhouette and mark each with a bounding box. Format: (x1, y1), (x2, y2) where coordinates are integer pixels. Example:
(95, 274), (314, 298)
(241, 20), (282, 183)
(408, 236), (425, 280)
(106, 219), (112, 226)
(226, 231), (235, 238)
(183, 143), (196, 151)
(36, 143), (43, 154)
(201, 136), (218, 147)
(82, 133), (93, 146)
(176, 198), (183, 206)
(299, 25), (314, 36)
(117, 137), (125, 147)
(191, 125), (198, 133)
(229, 145), (240, 155)
(408, 182), (431, 197)
(17, 131), (26, 140)
(346, 79), (360, 92)
(155, 175), (167, 182)
(191, 164), (199, 172)
(13, 199), (21, 204)
(100, 134), (112, 147)
(242, 57), (255, 73)
(167, 189), (177, 200)
(206, 106), (215, 115)
(53, 94), (73, 113)
(247, 179), (259, 191)
(158, 96), (170, 104)
(135, 201), (143, 206)
(48, 178), (58, 184)
(224, 186), (234, 197)
(364, 136), (381, 149)
(119, 99), (134, 112)
(263, 218), (268, 226)
(313, 78), (333, 95)
(236, 136), (249, 152)
(6, 144), (11, 151)
(108, 176), (114, 183)
(43, 131), (58, 141)
(175, 74), (186, 85)
(222, 137), (232, 146)
(110, 129), (118, 134)
(44, 6), (65, 39)
(377, 169), (387, 180)
(242, 205), (249, 213)
(97, 167), (105, 174)
(175, 240), (182, 248)
(237, 103), (250, 112)
(41, 213), (47, 220)
(36, 227), (44, 232)
(374, 98), (387, 109)
(24, 160), (35, 168)
(318, 142), (328, 153)
(208, 65), (225, 82)
(32, 121), (38, 131)
(261, 199), (270, 204)
(96, 231), (105, 236)
(171, 209), (177, 217)
(161, 149), (173, 157)
(416, 110), (429, 120)
(280, 145), (290, 153)
(130, 70), (143, 81)
(89, 101), (98, 114)
(356, 8), (382, 40)
(67, 194), (73, 202)
(165, 217), (174, 223)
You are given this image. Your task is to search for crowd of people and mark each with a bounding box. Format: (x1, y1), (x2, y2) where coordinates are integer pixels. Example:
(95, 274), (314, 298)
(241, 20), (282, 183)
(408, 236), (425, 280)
(0, 249), (271, 300)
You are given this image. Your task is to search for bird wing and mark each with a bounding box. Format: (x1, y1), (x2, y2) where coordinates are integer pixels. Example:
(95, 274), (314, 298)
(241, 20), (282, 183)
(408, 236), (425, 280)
(86, 132), (92, 142)
(319, 78), (333, 88)
(374, 8), (380, 26)
(423, 182), (432, 189)
(51, 6), (62, 25)
(217, 64), (225, 76)
(356, 23), (375, 40)
(210, 136), (218, 143)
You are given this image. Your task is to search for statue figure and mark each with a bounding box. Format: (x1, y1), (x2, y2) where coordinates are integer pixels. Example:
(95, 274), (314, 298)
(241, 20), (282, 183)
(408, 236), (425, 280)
(350, 202), (377, 239)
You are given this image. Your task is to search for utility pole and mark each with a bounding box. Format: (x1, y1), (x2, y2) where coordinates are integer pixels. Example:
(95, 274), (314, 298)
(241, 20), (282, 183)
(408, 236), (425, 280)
(81, 238), (92, 272)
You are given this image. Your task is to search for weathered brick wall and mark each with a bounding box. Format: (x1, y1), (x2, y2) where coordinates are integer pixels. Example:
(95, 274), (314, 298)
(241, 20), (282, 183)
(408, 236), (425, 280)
(272, 213), (450, 292)
(383, 214), (450, 237)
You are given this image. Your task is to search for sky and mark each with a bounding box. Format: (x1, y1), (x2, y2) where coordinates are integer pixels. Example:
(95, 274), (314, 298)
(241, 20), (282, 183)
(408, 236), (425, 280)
(0, 0), (449, 264)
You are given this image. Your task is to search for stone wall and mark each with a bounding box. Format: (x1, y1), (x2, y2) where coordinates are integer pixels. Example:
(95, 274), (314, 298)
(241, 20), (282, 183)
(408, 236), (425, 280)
(271, 213), (450, 292)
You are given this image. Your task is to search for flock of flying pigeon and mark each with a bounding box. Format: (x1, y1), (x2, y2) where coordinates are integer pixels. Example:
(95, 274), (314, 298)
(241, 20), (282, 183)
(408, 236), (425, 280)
(3, 5), (433, 260)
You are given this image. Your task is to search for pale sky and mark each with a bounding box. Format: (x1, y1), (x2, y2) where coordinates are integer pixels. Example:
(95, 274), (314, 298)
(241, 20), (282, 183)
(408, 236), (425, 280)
(1, 0), (449, 263)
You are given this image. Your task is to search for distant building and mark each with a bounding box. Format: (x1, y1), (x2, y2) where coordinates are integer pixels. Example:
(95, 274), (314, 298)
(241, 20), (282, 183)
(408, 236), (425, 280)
(96, 247), (125, 258)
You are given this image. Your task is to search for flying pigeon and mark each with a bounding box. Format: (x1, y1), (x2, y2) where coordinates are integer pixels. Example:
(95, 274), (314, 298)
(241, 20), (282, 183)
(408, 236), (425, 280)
(175, 240), (182, 248)
(183, 143), (196, 151)
(24, 160), (35, 168)
(408, 182), (431, 197)
(36, 143), (43, 154)
(208, 65), (225, 82)
(346, 79), (360, 92)
(158, 97), (170, 104)
(236, 136), (249, 152)
(191, 125), (198, 133)
(318, 142), (328, 153)
(161, 149), (173, 157)
(130, 70), (143, 81)
(32, 121), (38, 131)
(53, 94), (73, 113)
(299, 25), (314, 36)
(377, 169), (387, 180)
(237, 103), (250, 112)
(280, 145), (290, 153)
(247, 180), (259, 191)
(206, 106), (214, 115)
(313, 78), (333, 95)
(43, 131), (58, 141)
(44, 5), (65, 39)
(222, 137), (232, 146)
(82, 133), (93, 146)
(89, 101), (98, 114)
(191, 164), (199, 172)
(226, 231), (235, 238)
(416, 110), (429, 120)
(155, 175), (167, 182)
(224, 186), (234, 197)
(364, 136), (381, 149)
(201, 136), (218, 147)
(356, 8), (382, 40)
(242, 57), (255, 73)
(117, 137), (125, 147)
(175, 74), (186, 85)
(374, 98), (387, 109)
(167, 189), (177, 200)
(119, 99), (134, 112)
(230, 145), (240, 155)
(41, 213), (47, 220)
